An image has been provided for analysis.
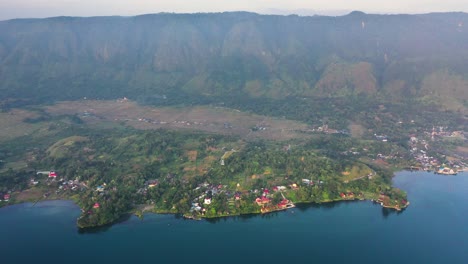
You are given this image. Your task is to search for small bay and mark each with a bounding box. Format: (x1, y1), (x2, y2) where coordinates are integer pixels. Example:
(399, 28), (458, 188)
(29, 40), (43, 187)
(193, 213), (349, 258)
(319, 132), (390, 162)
(1, 171), (467, 264)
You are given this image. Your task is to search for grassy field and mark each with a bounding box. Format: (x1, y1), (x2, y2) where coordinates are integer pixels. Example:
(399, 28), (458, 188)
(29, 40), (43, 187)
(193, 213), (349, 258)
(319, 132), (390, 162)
(0, 109), (44, 142)
(341, 164), (374, 182)
(45, 100), (311, 141)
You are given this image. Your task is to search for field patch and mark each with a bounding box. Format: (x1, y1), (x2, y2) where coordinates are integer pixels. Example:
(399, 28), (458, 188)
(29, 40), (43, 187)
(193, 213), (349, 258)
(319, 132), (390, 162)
(45, 100), (310, 141)
(341, 164), (373, 182)
(0, 109), (44, 142)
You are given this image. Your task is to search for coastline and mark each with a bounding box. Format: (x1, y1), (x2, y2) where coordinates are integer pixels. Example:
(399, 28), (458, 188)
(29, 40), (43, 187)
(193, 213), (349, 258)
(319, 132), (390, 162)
(1, 195), (408, 228)
(1, 170), (432, 228)
(3, 170), (467, 264)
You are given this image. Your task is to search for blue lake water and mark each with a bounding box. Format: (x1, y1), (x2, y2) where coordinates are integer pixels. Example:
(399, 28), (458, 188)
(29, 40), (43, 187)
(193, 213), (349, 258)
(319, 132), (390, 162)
(1, 171), (467, 264)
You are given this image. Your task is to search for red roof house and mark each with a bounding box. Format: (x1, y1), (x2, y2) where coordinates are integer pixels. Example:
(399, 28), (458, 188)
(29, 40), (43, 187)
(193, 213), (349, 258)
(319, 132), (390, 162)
(48, 171), (57, 178)
(4, 194), (10, 200)
(93, 203), (100, 209)
(277, 199), (289, 208)
(255, 197), (271, 206)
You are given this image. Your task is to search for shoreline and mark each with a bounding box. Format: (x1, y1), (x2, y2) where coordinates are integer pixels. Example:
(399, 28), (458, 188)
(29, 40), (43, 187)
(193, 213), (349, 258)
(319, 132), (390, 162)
(2, 169), (439, 228)
(1, 195), (407, 228)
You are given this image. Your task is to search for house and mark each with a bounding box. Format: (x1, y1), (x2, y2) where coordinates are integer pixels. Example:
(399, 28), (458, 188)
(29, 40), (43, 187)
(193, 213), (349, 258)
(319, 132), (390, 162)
(4, 194), (10, 201)
(235, 193), (241, 200)
(272, 186), (279, 192)
(263, 189), (270, 195)
(93, 203), (100, 209)
(204, 197), (212, 205)
(148, 180), (158, 188)
(96, 185), (105, 192)
(277, 199), (289, 209)
(255, 197), (271, 206)
(190, 202), (202, 212)
(48, 171), (57, 178)
(276, 186), (287, 191)
(340, 193), (346, 198)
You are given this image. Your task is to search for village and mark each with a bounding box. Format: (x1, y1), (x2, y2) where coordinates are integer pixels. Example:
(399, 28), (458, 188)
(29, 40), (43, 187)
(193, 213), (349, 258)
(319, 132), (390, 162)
(406, 126), (467, 174)
(184, 182), (297, 220)
(0, 170), (88, 206)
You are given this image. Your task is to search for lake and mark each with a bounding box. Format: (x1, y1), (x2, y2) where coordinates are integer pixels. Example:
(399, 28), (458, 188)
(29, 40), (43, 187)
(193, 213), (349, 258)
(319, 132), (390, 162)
(1, 171), (467, 264)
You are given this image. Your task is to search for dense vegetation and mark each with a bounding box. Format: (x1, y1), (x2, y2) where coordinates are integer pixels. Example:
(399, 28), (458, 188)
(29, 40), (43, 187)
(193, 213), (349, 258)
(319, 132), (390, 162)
(0, 123), (408, 228)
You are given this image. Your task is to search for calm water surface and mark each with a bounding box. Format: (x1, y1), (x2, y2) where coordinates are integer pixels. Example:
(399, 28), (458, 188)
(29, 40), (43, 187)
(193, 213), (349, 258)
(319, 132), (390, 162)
(1, 171), (467, 264)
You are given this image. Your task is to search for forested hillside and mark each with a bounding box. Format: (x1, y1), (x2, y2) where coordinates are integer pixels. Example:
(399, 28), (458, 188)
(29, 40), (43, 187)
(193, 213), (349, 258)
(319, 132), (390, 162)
(1, 12), (467, 111)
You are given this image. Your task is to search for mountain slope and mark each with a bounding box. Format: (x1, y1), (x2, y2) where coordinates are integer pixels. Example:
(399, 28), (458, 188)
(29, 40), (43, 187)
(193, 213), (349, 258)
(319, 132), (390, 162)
(0, 12), (467, 110)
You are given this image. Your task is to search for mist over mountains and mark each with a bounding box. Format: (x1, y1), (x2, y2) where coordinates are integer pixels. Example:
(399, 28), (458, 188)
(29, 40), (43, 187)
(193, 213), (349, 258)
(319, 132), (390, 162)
(0, 11), (467, 111)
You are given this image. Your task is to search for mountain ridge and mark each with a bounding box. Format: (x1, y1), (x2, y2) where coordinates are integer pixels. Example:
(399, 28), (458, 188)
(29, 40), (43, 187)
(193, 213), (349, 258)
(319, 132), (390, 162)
(1, 12), (467, 112)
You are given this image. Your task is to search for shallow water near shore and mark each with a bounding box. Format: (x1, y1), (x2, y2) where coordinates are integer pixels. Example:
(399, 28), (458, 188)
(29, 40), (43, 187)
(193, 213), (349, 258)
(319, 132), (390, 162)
(1, 171), (467, 264)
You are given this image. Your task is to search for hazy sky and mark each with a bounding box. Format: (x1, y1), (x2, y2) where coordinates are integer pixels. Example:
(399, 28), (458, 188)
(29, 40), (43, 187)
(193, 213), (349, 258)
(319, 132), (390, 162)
(1, 0), (467, 20)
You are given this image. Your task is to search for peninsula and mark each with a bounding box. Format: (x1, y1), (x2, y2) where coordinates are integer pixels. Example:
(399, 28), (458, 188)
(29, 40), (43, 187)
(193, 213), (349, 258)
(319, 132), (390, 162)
(1, 12), (467, 228)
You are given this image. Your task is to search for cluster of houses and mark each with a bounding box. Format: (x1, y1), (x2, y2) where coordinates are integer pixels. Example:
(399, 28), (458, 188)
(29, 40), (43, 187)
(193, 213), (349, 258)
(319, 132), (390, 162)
(32, 170), (87, 194)
(436, 165), (457, 175)
(186, 181), (300, 216)
(339, 192), (363, 199)
(409, 131), (467, 173)
(188, 183), (228, 213)
(94, 183), (118, 195)
(254, 188), (294, 212)
(376, 193), (409, 209)
(430, 127), (465, 140)
(57, 179), (83, 193)
(189, 184), (222, 214)
(409, 135), (440, 170)
(301, 179), (315, 186)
